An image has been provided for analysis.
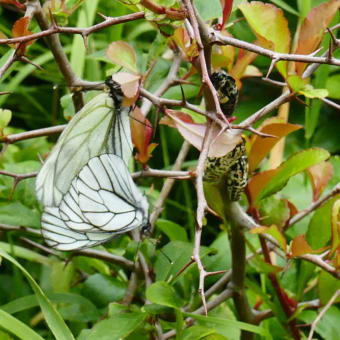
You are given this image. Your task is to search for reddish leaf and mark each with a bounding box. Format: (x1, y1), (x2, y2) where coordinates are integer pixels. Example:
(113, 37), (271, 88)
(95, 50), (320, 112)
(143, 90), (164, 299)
(107, 42), (138, 74)
(163, 110), (242, 157)
(295, 0), (340, 75)
(330, 199), (340, 257)
(284, 199), (298, 220)
(231, 48), (258, 81)
(251, 225), (287, 251)
(130, 107), (157, 165)
(247, 169), (279, 208)
(0, 0), (25, 9)
(238, 2), (291, 77)
(248, 117), (302, 173)
(216, 0), (233, 30)
(11, 17), (34, 54)
(111, 72), (141, 106)
(291, 235), (326, 256)
(212, 32), (235, 71)
(172, 27), (198, 60)
(307, 161), (334, 201)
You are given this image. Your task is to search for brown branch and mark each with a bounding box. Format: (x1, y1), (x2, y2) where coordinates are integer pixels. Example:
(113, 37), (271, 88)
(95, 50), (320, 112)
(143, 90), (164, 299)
(0, 125), (66, 143)
(0, 12), (145, 46)
(140, 0), (186, 20)
(132, 169), (191, 180)
(287, 183), (340, 229)
(212, 31), (340, 67)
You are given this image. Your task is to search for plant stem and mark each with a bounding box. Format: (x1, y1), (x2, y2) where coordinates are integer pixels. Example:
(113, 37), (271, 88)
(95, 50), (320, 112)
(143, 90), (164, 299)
(223, 200), (256, 340)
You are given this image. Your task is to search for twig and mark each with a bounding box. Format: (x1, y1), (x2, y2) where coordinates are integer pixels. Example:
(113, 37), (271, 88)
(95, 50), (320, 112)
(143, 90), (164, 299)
(307, 289), (340, 340)
(0, 170), (38, 198)
(287, 183), (340, 229)
(212, 31), (340, 67)
(132, 169), (191, 180)
(321, 97), (340, 111)
(0, 125), (66, 144)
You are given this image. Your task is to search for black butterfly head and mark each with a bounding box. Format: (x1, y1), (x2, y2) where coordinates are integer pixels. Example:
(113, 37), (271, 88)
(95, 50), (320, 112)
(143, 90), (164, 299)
(141, 222), (151, 236)
(105, 76), (124, 109)
(211, 70), (239, 117)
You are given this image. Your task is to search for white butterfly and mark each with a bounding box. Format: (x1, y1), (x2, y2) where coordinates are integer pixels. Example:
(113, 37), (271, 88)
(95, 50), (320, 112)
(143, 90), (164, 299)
(36, 78), (133, 207)
(36, 78), (150, 250)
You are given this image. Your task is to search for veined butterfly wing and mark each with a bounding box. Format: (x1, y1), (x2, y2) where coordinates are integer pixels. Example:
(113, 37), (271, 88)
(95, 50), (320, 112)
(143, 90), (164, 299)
(41, 154), (149, 250)
(36, 82), (132, 207)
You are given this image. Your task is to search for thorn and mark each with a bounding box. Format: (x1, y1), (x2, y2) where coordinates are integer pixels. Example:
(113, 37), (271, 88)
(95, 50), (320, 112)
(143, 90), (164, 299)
(173, 78), (194, 86)
(295, 96), (309, 107)
(82, 33), (89, 52)
(327, 27), (337, 46)
(19, 56), (43, 70)
(309, 47), (323, 57)
(206, 206), (221, 219)
(266, 57), (279, 79)
(37, 153), (44, 165)
(48, 8), (58, 28)
(179, 84), (187, 105)
(9, 178), (19, 200)
(246, 126), (277, 138)
(0, 91), (11, 96)
(205, 270), (228, 277)
(262, 77), (286, 87)
(97, 12), (108, 20)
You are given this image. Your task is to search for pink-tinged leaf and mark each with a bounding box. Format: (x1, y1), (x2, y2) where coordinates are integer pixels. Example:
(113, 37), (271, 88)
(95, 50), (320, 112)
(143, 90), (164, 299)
(330, 199), (340, 257)
(291, 235), (326, 257)
(231, 48), (258, 81)
(107, 41), (138, 74)
(0, 0), (25, 9)
(212, 32), (236, 70)
(248, 117), (302, 173)
(111, 72), (141, 106)
(285, 199), (298, 220)
(242, 65), (263, 78)
(163, 110), (242, 157)
(130, 107), (157, 165)
(172, 27), (199, 60)
(251, 225), (286, 251)
(216, 0), (234, 30)
(295, 0), (340, 75)
(11, 17), (34, 53)
(307, 161), (334, 201)
(238, 1), (291, 77)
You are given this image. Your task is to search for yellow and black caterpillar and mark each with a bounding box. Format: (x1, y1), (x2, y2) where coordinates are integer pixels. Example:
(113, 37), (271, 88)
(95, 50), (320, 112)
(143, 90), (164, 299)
(204, 71), (248, 201)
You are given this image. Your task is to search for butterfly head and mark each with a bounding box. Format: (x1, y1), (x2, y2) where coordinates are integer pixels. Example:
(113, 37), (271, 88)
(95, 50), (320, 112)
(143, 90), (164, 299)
(105, 76), (124, 108)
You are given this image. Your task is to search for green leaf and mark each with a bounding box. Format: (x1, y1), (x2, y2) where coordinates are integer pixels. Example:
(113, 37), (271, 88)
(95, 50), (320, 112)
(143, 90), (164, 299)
(299, 84), (328, 99)
(184, 313), (271, 338)
(0, 109), (12, 129)
(0, 242), (52, 265)
(156, 219), (188, 242)
(318, 271), (340, 306)
(86, 312), (146, 340)
(269, 0), (299, 16)
(0, 248), (75, 340)
(326, 73), (340, 99)
(82, 274), (126, 308)
(0, 202), (41, 228)
(259, 197), (290, 228)
(154, 241), (210, 282)
(182, 325), (217, 340)
(0, 309), (44, 340)
(194, 0), (222, 20)
(257, 148), (330, 201)
(107, 41), (138, 74)
(306, 193), (340, 249)
(146, 281), (183, 309)
(298, 307), (340, 340)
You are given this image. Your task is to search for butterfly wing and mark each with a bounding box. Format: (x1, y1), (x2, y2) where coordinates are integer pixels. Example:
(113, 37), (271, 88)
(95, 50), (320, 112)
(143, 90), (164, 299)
(36, 93), (133, 207)
(41, 154), (149, 250)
